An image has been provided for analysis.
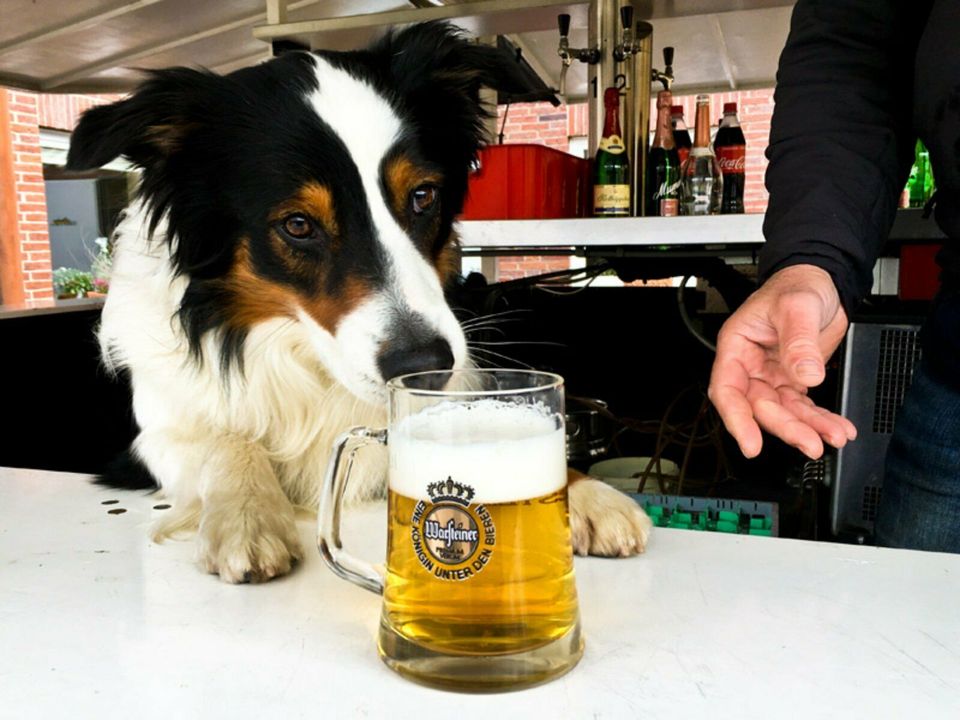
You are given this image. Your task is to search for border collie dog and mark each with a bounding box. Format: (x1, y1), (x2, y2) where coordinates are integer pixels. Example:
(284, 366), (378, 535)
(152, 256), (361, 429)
(67, 23), (651, 583)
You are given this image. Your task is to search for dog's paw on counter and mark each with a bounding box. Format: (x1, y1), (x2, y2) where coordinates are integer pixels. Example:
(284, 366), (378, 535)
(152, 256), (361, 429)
(196, 495), (304, 583)
(568, 475), (652, 558)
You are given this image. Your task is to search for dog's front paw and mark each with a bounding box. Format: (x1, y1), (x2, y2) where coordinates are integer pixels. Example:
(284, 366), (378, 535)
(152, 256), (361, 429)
(197, 496), (303, 583)
(568, 478), (652, 557)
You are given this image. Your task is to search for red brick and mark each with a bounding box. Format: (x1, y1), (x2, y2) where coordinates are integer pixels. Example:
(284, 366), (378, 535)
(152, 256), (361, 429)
(18, 221), (48, 231)
(8, 122), (38, 135)
(14, 152), (42, 164)
(16, 202), (47, 213)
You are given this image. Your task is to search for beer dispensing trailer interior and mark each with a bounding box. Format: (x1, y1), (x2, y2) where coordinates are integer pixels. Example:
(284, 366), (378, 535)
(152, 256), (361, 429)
(0, 0), (945, 544)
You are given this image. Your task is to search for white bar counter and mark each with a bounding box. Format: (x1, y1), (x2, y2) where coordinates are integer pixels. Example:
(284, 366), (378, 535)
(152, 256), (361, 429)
(2, 467), (958, 718)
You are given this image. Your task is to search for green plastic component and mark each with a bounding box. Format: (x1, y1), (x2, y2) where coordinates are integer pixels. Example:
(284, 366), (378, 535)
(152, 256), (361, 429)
(633, 494), (777, 536)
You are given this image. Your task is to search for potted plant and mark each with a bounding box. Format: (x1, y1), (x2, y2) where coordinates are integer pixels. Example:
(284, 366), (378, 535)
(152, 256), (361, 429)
(53, 267), (94, 299)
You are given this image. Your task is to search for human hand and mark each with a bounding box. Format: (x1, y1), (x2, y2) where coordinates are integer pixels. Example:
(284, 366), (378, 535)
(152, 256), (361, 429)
(707, 264), (858, 459)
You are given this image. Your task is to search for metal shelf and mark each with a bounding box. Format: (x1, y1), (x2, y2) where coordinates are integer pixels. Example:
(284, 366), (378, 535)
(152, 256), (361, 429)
(456, 213), (766, 252)
(252, 0), (590, 51)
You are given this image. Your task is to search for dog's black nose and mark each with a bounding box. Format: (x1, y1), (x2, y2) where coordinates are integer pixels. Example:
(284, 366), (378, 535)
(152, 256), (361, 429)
(378, 336), (454, 390)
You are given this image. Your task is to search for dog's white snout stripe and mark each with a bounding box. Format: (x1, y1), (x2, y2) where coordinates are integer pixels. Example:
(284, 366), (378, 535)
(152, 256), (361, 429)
(302, 55), (466, 399)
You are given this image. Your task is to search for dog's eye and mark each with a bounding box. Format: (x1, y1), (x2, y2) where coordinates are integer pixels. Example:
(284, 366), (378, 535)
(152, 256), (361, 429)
(277, 213), (321, 245)
(411, 185), (439, 215)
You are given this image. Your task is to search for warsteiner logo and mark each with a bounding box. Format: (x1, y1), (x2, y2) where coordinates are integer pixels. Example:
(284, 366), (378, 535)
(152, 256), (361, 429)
(410, 477), (496, 582)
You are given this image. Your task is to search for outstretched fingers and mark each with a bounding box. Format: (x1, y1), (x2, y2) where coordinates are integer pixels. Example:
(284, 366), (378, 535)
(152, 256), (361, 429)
(745, 381), (858, 459)
(779, 388), (858, 447)
(708, 350), (763, 459)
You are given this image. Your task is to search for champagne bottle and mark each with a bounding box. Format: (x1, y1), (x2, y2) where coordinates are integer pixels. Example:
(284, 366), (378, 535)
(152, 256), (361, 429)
(646, 90), (681, 216)
(593, 87), (630, 217)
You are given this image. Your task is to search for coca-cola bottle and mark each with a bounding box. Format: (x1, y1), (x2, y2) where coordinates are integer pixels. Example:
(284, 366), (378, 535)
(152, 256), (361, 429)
(714, 102), (746, 213)
(645, 90), (681, 216)
(671, 105), (692, 166)
(680, 95), (722, 216)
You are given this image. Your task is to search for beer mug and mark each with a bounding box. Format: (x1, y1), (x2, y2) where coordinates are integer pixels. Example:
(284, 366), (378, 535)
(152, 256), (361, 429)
(318, 369), (583, 692)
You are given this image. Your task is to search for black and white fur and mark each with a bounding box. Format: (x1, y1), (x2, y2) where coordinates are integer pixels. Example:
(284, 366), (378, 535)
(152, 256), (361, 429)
(67, 23), (651, 583)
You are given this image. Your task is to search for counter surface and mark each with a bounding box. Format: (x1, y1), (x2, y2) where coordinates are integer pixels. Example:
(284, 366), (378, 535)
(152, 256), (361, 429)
(2, 467), (958, 719)
(0, 297), (104, 320)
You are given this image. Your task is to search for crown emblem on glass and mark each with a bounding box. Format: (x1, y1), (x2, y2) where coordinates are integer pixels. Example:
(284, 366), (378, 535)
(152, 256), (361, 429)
(427, 477), (475, 507)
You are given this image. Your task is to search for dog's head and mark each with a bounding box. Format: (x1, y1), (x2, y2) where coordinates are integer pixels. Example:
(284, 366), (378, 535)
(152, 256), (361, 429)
(67, 23), (528, 403)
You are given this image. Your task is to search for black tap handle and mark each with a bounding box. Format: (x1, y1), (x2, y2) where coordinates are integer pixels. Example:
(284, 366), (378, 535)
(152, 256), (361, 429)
(558, 13), (570, 38)
(663, 46), (675, 68)
(620, 5), (634, 29)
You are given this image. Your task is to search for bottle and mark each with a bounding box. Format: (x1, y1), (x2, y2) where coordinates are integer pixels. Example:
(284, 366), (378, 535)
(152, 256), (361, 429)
(646, 90), (681, 216)
(593, 87), (630, 217)
(680, 95), (722, 216)
(671, 105), (692, 166)
(905, 139), (935, 208)
(714, 102), (746, 213)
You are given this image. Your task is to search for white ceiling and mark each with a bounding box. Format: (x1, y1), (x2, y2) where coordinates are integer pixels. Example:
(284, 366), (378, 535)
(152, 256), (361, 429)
(0, 1), (795, 97)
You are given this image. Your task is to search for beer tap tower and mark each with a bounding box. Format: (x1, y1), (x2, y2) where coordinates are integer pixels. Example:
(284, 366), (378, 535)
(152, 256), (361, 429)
(558, 2), (674, 216)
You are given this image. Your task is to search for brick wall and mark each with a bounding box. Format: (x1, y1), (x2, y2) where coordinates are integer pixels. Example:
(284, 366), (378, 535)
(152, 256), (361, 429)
(494, 101), (570, 149)
(491, 87), (775, 280)
(0, 90), (120, 305)
(4, 89), (53, 304)
(36, 93), (121, 132)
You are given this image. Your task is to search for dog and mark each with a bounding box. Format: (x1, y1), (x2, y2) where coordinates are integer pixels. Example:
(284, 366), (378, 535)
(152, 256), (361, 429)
(66, 22), (652, 583)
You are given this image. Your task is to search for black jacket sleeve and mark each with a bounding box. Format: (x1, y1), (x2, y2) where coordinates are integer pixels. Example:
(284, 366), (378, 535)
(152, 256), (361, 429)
(759, 0), (931, 314)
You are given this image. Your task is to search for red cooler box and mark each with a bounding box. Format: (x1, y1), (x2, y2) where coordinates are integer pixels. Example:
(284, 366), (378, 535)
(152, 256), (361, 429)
(461, 144), (590, 220)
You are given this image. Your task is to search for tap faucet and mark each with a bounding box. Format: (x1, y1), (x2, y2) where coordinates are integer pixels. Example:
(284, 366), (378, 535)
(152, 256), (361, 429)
(652, 46), (675, 90)
(614, 5), (640, 62)
(557, 13), (600, 98)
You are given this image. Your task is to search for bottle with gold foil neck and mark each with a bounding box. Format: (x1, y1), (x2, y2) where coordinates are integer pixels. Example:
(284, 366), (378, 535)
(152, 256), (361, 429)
(646, 90), (681, 216)
(679, 94), (722, 215)
(593, 87), (630, 217)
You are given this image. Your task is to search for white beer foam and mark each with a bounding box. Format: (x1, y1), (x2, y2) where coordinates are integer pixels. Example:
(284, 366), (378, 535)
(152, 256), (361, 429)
(389, 399), (566, 504)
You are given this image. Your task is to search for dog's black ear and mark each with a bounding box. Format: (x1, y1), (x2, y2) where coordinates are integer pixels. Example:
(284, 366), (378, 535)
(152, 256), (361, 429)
(384, 22), (533, 113)
(375, 22), (535, 208)
(390, 21), (532, 95)
(66, 68), (217, 171)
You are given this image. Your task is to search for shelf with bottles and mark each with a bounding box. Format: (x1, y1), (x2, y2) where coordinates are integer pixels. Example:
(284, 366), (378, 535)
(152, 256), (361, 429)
(458, 212), (765, 252)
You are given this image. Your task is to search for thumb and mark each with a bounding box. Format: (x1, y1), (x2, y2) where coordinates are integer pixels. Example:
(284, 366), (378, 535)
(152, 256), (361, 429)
(776, 295), (827, 387)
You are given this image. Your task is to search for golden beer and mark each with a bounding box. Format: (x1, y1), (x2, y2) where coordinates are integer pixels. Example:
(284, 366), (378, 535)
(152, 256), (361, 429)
(319, 371), (582, 692)
(383, 487), (579, 656)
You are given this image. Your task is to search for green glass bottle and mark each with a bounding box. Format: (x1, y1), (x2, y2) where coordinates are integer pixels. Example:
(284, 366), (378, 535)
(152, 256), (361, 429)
(907, 139), (933, 208)
(593, 87), (630, 217)
(645, 89), (681, 216)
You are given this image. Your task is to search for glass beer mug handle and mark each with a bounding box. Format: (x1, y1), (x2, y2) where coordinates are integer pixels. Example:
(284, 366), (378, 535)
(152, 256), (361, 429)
(317, 426), (388, 594)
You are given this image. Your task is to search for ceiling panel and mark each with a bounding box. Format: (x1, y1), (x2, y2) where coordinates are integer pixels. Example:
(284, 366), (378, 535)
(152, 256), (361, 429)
(0, 0), (795, 95)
